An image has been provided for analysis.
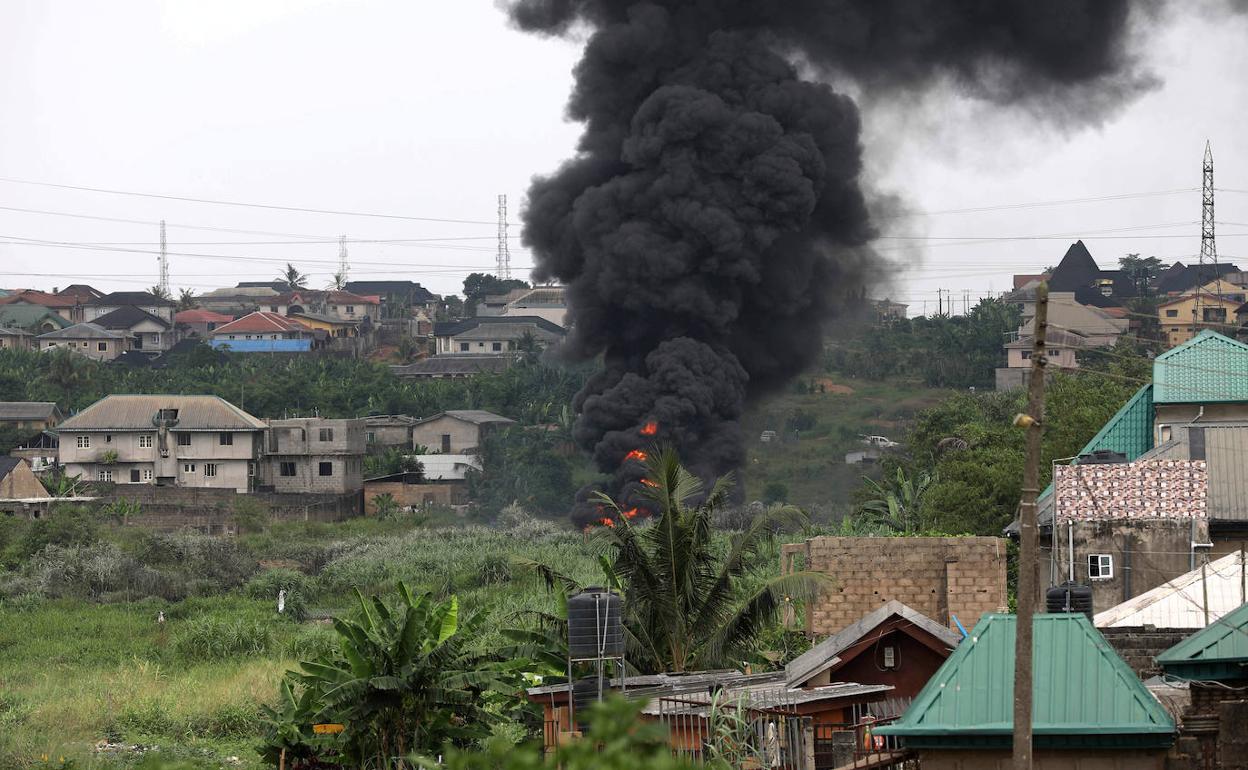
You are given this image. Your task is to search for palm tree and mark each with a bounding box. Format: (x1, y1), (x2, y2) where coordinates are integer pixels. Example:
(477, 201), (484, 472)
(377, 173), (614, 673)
(585, 448), (827, 673)
(148, 284), (171, 301)
(277, 263), (308, 291)
(176, 287), (198, 311)
(328, 269), (348, 290)
(859, 466), (933, 534)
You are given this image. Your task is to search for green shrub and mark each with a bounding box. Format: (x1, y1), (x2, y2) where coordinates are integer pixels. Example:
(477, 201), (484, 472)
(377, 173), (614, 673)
(169, 617), (276, 661)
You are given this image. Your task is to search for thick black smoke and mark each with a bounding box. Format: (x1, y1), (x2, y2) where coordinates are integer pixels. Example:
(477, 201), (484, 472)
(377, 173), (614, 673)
(507, 0), (1151, 523)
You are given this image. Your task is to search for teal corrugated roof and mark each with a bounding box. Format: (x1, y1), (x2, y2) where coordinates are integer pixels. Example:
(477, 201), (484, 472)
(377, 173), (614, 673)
(876, 614), (1175, 749)
(1154, 330), (1248, 404)
(1157, 601), (1248, 682)
(1035, 384), (1154, 507)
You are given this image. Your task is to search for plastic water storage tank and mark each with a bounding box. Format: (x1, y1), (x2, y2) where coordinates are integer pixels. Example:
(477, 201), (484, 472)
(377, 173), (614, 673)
(567, 587), (624, 660)
(1046, 582), (1093, 618)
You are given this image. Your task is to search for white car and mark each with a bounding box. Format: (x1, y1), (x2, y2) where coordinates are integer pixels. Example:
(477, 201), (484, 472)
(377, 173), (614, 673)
(859, 434), (899, 449)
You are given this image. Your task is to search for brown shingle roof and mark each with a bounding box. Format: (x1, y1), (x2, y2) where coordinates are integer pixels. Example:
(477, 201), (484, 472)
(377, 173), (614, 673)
(210, 311), (310, 335)
(57, 394), (266, 432)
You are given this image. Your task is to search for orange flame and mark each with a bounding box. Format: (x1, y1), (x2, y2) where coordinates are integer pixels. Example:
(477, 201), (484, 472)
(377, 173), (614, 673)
(598, 517), (615, 528)
(640, 421), (658, 436)
(624, 449), (647, 462)
(622, 508), (640, 519)
(640, 478), (658, 488)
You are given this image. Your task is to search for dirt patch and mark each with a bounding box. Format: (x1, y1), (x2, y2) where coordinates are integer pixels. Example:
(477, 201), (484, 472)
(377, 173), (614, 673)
(813, 378), (854, 395)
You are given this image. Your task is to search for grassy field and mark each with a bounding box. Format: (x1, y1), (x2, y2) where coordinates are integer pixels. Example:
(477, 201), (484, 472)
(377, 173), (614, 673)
(741, 374), (953, 514)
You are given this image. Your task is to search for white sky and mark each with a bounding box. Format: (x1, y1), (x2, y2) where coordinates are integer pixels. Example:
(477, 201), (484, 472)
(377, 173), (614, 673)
(1, 1), (1246, 312)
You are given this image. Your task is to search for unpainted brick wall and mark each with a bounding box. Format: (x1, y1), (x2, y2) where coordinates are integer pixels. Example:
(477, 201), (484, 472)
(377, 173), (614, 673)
(784, 536), (1008, 635)
(1100, 626), (1191, 679)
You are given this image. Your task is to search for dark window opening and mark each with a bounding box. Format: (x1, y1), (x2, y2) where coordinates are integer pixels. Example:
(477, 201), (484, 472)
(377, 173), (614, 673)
(319, 461), (333, 476)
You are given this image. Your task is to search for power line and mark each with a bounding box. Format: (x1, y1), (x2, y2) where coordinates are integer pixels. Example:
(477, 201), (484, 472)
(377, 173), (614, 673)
(879, 188), (1199, 219)
(0, 177), (498, 225)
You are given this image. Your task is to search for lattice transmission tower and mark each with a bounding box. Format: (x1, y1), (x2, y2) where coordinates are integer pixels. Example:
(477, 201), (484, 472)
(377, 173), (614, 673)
(338, 234), (349, 287)
(497, 194), (511, 280)
(157, 219), (169, 296)
(1195, 141), (1223, 333)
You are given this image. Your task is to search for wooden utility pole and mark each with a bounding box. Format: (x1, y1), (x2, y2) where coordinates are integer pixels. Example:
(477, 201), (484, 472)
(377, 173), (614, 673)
(1013, 283), (1048, 770)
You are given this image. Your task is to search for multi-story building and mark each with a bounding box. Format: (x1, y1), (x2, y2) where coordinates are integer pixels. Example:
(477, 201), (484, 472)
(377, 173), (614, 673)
(0, 402), (64, 434)
(55, 395), (267, 491)
(432, 316), (565, 356)
(37, 322), (133, 361)
(261, 417), (365, 494)
(84, 291), (176, 325)
(410, 410), (515, 453)
(363, 414), (418, 450)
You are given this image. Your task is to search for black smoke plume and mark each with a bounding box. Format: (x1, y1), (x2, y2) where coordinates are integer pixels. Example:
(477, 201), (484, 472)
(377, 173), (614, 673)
(507, 0), (1151, 524)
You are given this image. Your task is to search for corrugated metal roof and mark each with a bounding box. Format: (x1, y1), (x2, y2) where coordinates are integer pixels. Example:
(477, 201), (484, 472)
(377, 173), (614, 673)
(1154, 330), (1248, 403)
(0, 402), (60, 421)
(1095, 552), (1247, 629)
(414, 409), (516, 426)
(0, 305), (70, 331)
(56, 394), (266, 432)
(37, 322), (128, 340)
(876, 614), (1175, 749)
(1157, 600), (1248, 681)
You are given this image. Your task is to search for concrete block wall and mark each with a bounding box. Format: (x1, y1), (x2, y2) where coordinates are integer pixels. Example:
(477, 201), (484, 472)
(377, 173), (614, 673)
(784, 536), (1009, 636)
(1100, 626), (1191, 679)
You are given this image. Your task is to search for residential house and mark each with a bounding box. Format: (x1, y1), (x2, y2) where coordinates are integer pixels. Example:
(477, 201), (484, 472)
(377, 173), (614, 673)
(195, 286), (278, 317)
(1045, 239), (1137, 307)
(433, 315), (565, 355)
(1158, 291), (1243, 347)
(55, 284), (104, 306)
(174, 309), (234, 338)
(527, 668), (897, 768)
(871, 298), (908, 323)
(876, 613), (1175, 767)
(261, 418), (365, 495)
(287, 311), (362, 339)
(363, 471), (468, 512)
(92, 306), (174, 353)
(1022, 331), (1248, 615)
(0, 304), (73, 336)
(0, 457), (49, 500)
(363, 414), (417, 450)
(84, 291), (175, 325)
(410, 410), (515, 453)
(389, 355), (512, 379)
(0, 402), (63, 433)
(786, 600), (961, 706)
(1156, 601), (1248, 767)
(208, 311), (315, 353)
(1157, 261), (1242, 296)
(478, 285), (568, 327)
(54, 394), (267, 491)
(0, 290), (84, 322)
(10, 431), (59, 474)
(262, 290), (380, 322)
(996, 291), (1129, 390)
(0, 327), (33, 350)
(344, 280), (440, 315)
(37, 323), (132, 360)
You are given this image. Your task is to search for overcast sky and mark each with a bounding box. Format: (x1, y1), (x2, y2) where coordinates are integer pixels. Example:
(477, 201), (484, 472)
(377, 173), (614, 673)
(1, 1), (1246, 313)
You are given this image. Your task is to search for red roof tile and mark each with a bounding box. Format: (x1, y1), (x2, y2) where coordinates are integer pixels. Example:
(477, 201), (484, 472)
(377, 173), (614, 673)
(175, 309), (234, 324)
(210, 311), (310, 335)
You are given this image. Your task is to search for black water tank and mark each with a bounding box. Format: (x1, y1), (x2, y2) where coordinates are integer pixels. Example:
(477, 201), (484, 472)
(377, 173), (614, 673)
(567, 587), (624, 660)
(1077, 449), (1128, 465)
(1046, 582), (1093, 618)
(571, 677), (600, 717)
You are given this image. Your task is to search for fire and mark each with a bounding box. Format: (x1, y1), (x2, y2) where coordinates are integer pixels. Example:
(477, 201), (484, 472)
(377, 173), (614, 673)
(640, 421), (659, 436)
(598, 517), (615, 528)
(624, 449), (647, 462)
(640, 478), (658, 488)
(622, 508), (640, 519)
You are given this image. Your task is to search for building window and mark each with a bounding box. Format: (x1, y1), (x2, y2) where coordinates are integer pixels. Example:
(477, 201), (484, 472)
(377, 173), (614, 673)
(143, 469), (153, 481)
(139, 435), (153, 448)
(366, 431), (376, 443)
(204, 463), (218, 478)
(459, 342), (470, 352)
(280, 461), (297, 477)
(1088, 554), (1114, 580)
(159, 408), (178, 421)
(319, 428), (334, 442)
(1021, 351), (1031, 360)
(270, 306), (278, 313)
(219, 432), (233, 446)
(441, 434), (451, 453)
(130, 469), (141, 483)
(247, 461), (256, 477)
(882, 646), (897, 669)
(97, 342), (108, 351)
(177, 433), (192, 446)
(345, 305), (354, 314)
(1203, 307), (1227, 323)
(183, 463), (196, 473)
(319, 461), (333, 476)
(1165, 309), (1179, 318)
(77, 435), (91, 448)
(492, 342), (502, 351)
(98, 469), (113, 482)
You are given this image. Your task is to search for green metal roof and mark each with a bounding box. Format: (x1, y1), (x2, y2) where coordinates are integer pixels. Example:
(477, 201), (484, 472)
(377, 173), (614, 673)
(1154, 330), (1248, 404)
(876, 614), (1175, 750)
(0, 304), (70, 332)
(1035, 383), (1154, 506)
(1156, 601), (1248, 682)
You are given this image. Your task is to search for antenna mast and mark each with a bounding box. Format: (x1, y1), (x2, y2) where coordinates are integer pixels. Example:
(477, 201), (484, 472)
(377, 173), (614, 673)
(338, 234), (349, 286)
(497, 194), (511, 280)
(158, 219), (169, 296)
(1196, 141), (1222, 333)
